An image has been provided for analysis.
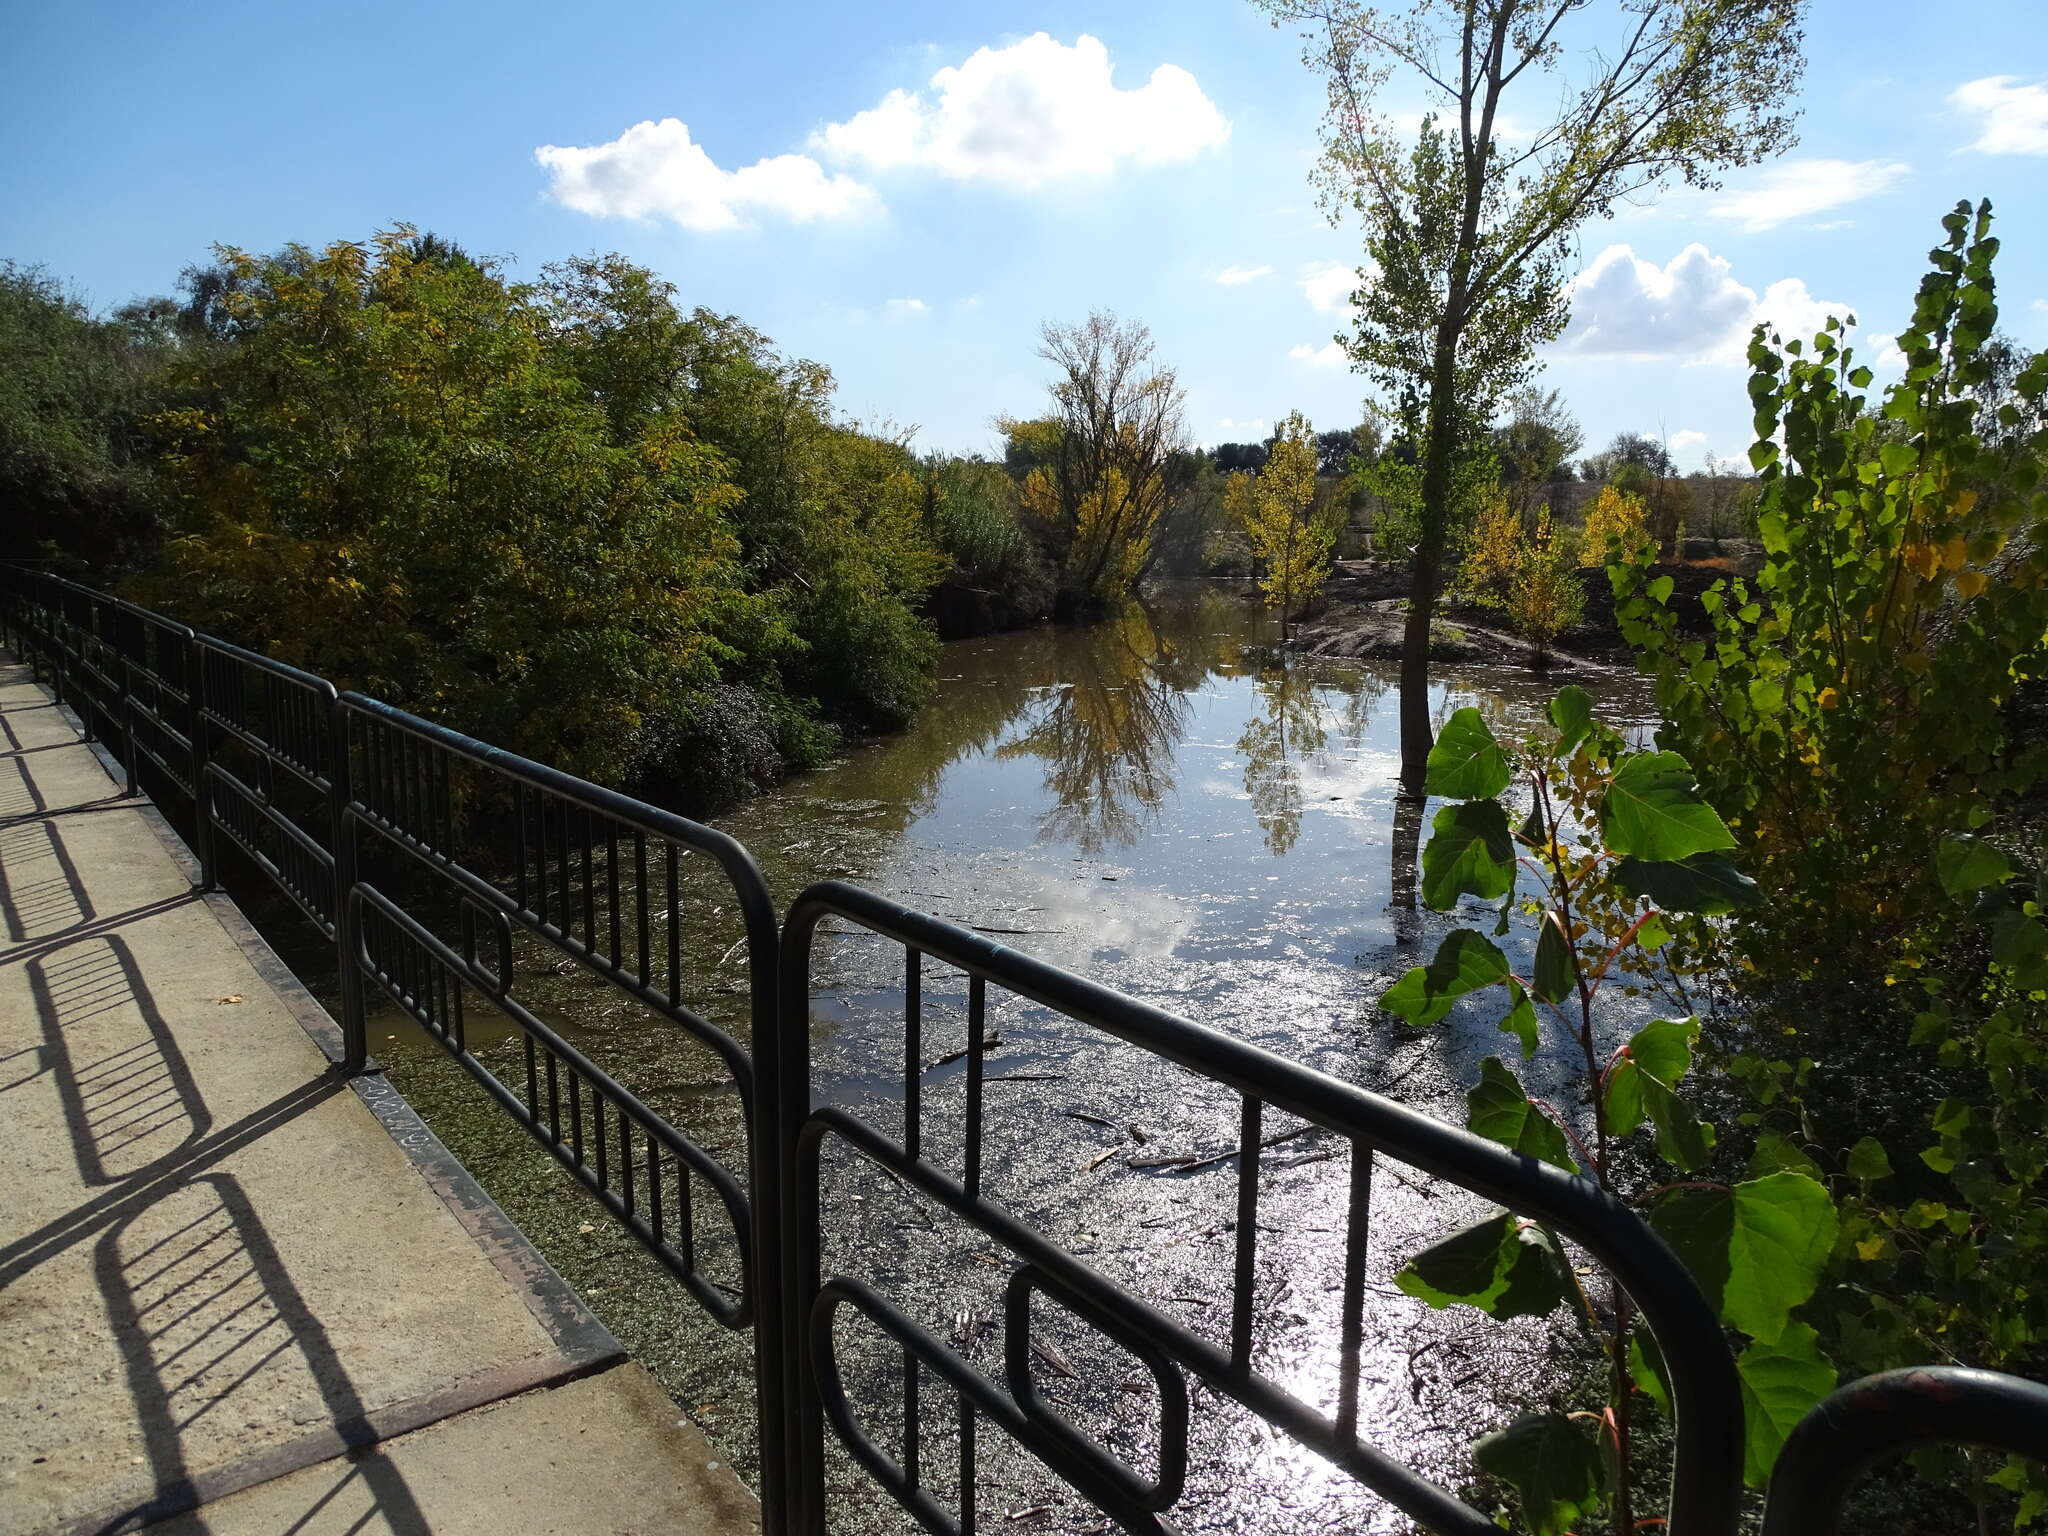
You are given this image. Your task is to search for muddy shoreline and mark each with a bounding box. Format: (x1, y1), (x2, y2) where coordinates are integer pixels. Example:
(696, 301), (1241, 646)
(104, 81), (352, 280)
(1286, 557), (1748, 672)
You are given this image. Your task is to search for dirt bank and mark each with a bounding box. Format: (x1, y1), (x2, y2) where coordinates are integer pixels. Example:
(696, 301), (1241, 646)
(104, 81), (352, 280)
(1289, 555), (1753, 668)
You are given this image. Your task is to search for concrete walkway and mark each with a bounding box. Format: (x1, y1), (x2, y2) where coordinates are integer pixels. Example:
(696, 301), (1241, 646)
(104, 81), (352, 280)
(0, 657), (758, 1535)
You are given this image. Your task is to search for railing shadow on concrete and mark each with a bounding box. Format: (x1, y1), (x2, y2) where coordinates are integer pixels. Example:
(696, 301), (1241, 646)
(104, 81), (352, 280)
(1, 719), (425, 1534)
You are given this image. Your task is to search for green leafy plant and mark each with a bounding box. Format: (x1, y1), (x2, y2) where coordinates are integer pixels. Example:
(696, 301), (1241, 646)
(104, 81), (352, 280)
(1609, 200), (2048, 1522)
(1380, 695), (1837, 1534)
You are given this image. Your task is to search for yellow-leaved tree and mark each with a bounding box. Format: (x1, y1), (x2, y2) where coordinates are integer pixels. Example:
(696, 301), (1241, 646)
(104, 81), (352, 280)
(1581, 484), (1653, 562)
(1224, 410), (1337, 634)
(1007, 312), (1186, 614)
(1457, 489), (1523, 608)
(1505, 508), (1585, 661)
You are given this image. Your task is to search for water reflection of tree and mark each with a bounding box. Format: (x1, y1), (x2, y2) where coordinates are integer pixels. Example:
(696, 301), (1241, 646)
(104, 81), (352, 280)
(998, 600), (1205, 853)
(1238, 658), (1330, 856)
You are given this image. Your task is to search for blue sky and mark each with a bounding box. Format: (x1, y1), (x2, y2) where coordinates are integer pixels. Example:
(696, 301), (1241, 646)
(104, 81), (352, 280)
(5, 1), (2045, 469)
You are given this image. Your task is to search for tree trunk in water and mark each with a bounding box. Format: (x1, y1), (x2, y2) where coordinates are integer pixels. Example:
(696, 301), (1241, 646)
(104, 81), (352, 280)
(1398, 539), (1440, 792)
(1388, 787), (1426, 952)
(1400, 306), (1465, 791)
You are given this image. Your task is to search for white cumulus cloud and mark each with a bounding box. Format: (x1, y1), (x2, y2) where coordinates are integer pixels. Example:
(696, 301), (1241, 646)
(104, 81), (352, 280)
(1668, 429), (1707, 456)
(1288, 340), (1348, 369)
(813, 33), (1229, 187)
(1301, 262), (1366, 315)
(1216, 417), (1269, 437)
(1555, 243), (1856, 365)
(535, 118), (877, 231)
(1707, 158), (1910, 232)
(1950, 76), (2048, 155)
(1215, 264), (1272, 285)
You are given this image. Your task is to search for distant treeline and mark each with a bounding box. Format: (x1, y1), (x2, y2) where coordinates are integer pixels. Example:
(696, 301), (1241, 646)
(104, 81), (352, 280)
(0, 227), (1758, 807)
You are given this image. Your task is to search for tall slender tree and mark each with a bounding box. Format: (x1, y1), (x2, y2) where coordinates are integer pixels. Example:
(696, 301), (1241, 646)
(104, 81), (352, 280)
(1258, 0), (1807, 786)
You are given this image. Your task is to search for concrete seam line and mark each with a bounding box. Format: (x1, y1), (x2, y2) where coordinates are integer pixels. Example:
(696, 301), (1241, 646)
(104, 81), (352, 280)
(42, 1353), (631, 1536)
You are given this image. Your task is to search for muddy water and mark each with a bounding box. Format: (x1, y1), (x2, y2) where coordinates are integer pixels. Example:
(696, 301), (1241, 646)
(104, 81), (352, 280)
(375, 582), (1658, 1535)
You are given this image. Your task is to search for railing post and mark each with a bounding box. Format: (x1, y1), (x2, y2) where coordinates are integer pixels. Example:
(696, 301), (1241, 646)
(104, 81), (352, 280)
(189, 635), (219, 891)
(117, 618), (142, 806)
(330, 697), (367, 1074)
(773, 908), (827, 1536)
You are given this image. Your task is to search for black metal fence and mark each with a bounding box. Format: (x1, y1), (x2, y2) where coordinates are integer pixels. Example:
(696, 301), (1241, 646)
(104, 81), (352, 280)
(3, 562), (2043, 1536)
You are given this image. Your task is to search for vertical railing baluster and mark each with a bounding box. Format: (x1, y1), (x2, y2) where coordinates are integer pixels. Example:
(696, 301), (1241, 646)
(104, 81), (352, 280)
(964, 975), (987, 1202)
(190, 636), (217, 891)
(332, 695), (364, 1071)
(581, 808), (596, 953)
(665, 844), (680, 1008)
(648, 1134), (665, 1246)
(903, 1355), (921, 1492)
(593, 1095), (609, 1193)
(515, 783), (529, 913)
(677, 1159), (696, 1273)
(620, 1114), (636, 1220)
(1336, 1142), (1372, 1442)
(606, 821), (621, 968)
(634, 833), (650, 984)
(1231, 1095), (1263, 1375)
(958, 1395), (976, 1536)
(905, 948), (922, 1160)
(567, 1069), (584, 1167)
(535, 789), (550, 927)
(556, 800), (573, 940)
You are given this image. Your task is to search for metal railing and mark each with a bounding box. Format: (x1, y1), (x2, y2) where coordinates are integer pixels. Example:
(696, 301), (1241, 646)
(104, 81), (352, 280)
(3, 560), (2042, 1536)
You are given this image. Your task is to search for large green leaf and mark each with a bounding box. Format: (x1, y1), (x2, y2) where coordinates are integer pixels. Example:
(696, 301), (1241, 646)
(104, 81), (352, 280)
(1466, 1056), (1576, 1172)
(1936, 834), (2012, 895)
(1532, 910), (1575, 1002)
(1425, 707), (1511, 799)
(1747, 1132), (1821, 1181)
(1548, 685), (1593, 753)
(1420, 800), (1515, 910)
(1737, 1322), (1836, 1486)
(1614, 851), (1762, 914)
(1846, 1137), (1893, 1181)
(1629, 1329), (1672, 1412)
(1395, 1212), (1568, 1321)
(1629, 1017), (1698, 1083)
(1638, 1072), (1717, 1172)
(1603, 1018), (1702, 1157)
(1498, 978), (1539, 1060)
(1650, 1173), (1838, 1345)
(1473, 1413), (1606, 1536)
(1599, 751), (1737, 862)
(1380, 930), (1511, 1024)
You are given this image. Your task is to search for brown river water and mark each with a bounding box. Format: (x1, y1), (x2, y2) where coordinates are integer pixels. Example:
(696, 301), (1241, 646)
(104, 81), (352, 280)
(361, 581), (1660, 1534)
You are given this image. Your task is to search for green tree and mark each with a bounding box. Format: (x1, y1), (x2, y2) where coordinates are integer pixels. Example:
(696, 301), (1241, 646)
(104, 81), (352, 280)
(134, 230), (748, 788)
(0, 263), (170, 571)
(1612, 201), (2048, 992)
(1224, 409), (1338, 631)
(1611, 200), (2048, 1525)
(1493, 386), (1582, 521)
(1258, 0), (1807, 788)
(540, 255), (945, 734)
